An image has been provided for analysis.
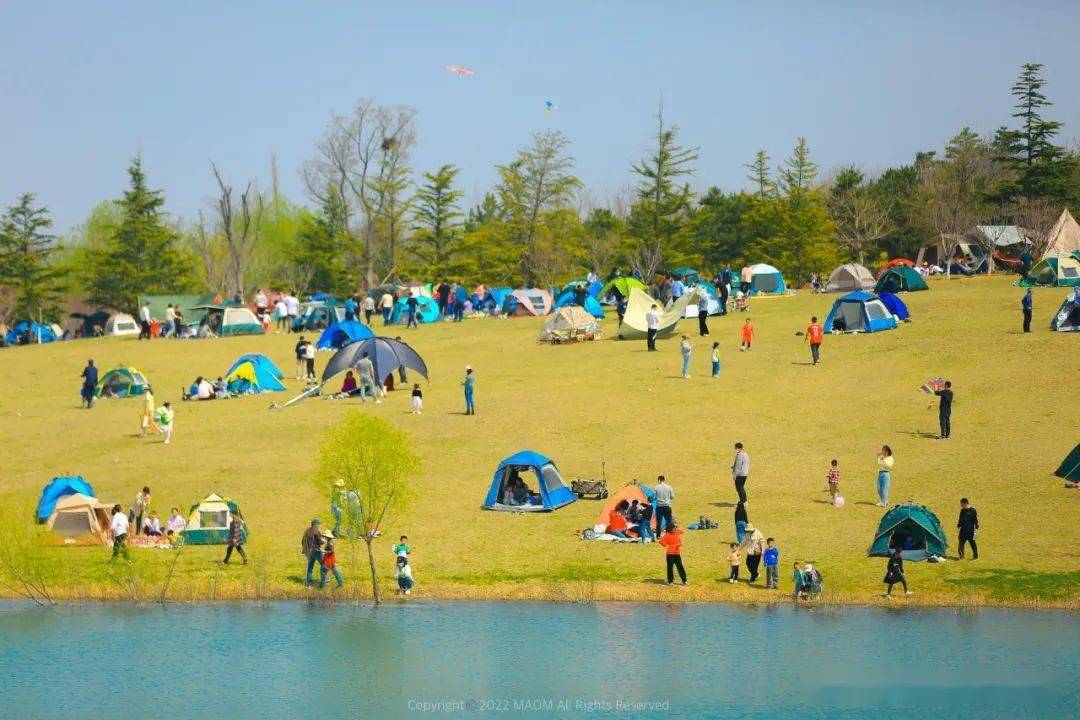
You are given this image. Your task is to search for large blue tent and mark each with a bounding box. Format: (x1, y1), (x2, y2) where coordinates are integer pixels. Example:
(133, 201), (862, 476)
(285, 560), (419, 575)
(316, 321), (375, 350)
(553, 290), (605, 319)
(483, 450), (577, 512)
(5, 321), (58, 346)
(823, 291), (898, 333)
(37, 476), (95, 523)
(391, 296), (440, 324)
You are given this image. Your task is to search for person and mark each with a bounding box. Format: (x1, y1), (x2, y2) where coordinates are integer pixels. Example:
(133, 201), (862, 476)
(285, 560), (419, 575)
(294, 337), (308, 380)
(679, 335), (692, 379)
(726, 543), (741, 583)
(453, 290), (465, 322)
(330, 479), (345, 536)
(826, 459), (841, 504)
(616, 293), (627, 326)
(436, 280), (451, 317)
(645, 304), (660, 352)
(810, 272), (822, 294)
(876, 446), (893, 506)
(697, 293), (709, 336)
(406, 293), (419, 328)
(223, 511), (247, 564)
(110, 504), (129, 560)
(637, 500), (655, 543)
(740, 318), (755, 351)
(362, 294), (375, 324)
(710, 342), (720, 378)
(653, 475), (675, 534)
(302, 519), (324, 587)
(158, 402), (174, 444)
(731, 442), (750, 504)
(806, 315), (824, 365)
(80, 359), (98, 409)
(411, 384), (423, 414)
(1021, 289), (1033, 333)
(163, 303), (176, 338)
(274, 297), (288, 333)
(658, 523), (687, 586)
(166, 508), (186, 537)
(380, 290), (395, 325)
(195, 376), (213, 401)
(957, 497), (979, 560)
(934, 381), (953, 439)
(394, 336), (408, 385)
(356, 352), (382, 404)
(253, 287), (268, 315)
(792, 562), (805, 600)
(396, 555), (414, 595)
(740, 265), (752, 297)
(741, 523), (765, 584)
(338, 370), (358, 397)
(734, 501), (748, 542)
(670, 275), (685, 305)
(141, 510), (163, 537)
(462, 365), (475, 415)
(284, 292), (300, 332)
(1019, 247), (1033, 280)
(607, 504), (630, 538)
(884, 548), (911, 597)
(764, 537), (780, 589)
(393, 535), (410, 558)
(319, 530), (344, 588)
(304, 339), (317, 381)
(138, 301), (153, 340)
(129, 486), (151, 535)
(213, 376), (228, 399)
(343, 294), (358, 322)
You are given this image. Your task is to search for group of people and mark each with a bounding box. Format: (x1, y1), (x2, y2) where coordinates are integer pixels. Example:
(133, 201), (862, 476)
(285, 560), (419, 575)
(79, 359), (174, 442)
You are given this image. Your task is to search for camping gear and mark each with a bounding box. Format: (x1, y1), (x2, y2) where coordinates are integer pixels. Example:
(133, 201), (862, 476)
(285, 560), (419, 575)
(316, 320), (375, 350)
(1041, 209), (1080, 259)
(670, 267), (701, 285)
(1055, 443), (1080, 483)
(877, 292), (910, 321)
(867, 503), (947, 561)
(745, 264), (787, 295)
(5, 321), (58, 345)
(874, 266), (928, 293)
(103, 313), (140, 336)
(571, 479), (608, 499)
(36, 476), (96, 523)
(94, 367), (150, 398)
(390, 295), (440, 324)
(681, 287), (720, 318)
(1022, 253), (1080, 287)
(189, 305), (265, 336)
(553, 290), (605, 319)
(224, 354), (286, 394)
(617, 288), (693, 340)
(321, 337), (428, 386)
(596, 276), (647, 303)
(43, 493), (113, 546)
(1051, 292), (1080, 331)
(509, 288), (554, 316)
(538, 306), (600, 343)
(824, 263), (875, 293)
(823, 291), (898, 333)
(181, 493), (247, 545)
(594, 482), (657, 534)
(69, 310), (111, 337)
(292, 299), (345, 331)
(483, 451), (576, 512)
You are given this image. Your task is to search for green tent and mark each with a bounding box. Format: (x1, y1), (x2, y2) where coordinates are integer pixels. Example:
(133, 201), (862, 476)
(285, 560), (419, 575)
(670, 267), (701, 284)
(597, 276), (647, 299)
(867, 503), (947, 561)
(1054, 443), (1080, 483)
(138, 294), (219, 325)
(94, 366), (150, 398)
(1020, 253), (1080, 287)
(180, 493), (246, 545)
(874, 266), (928, 293)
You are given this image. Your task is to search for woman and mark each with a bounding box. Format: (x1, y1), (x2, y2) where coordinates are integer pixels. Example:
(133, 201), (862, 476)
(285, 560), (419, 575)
(139, 385), (158, 437)
(223, 511), (247, 565)
(166, 507), (186, 537)
(607, 502), (630, 538)
(142, 510), (163, 537)
(339, 370), (357, 398)
(876, 445), (894, 506)
(462, 365), (476, 415)
(734, 501), (748, 542)
(883, 549), (911, 597)
(740, 523), (765, 584)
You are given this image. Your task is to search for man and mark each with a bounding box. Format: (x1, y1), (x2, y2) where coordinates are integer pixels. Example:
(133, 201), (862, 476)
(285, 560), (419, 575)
(957, 497), (979, 560)
(284, 292), (300, 332)
(645, 304), (660, 352)
(80, 359), (98, 409)
(163, 304), (176, 338)
(934, 380), (954, 439)
(806, 315), (824, 365)
(437, 280), (451, 317)
(130, 486), (151, 534)
(1021, 289), (1033, 333)
(380, 290), (395, 326)
(356, 351), (381, 404)
(110, 504), (130, 561)
(572, 283), (588, 307)
(343, 294), (358, 322)
(731, 442), (750, 503)
(652, 475), (675, 535)
(362, 294), (375, 324)
(302, 519), (325, 587)
(394, 336), (408, 385)
(718, 268), (730, 315)
(138, 301), (153, 340)
(697, 290), (710, 337)
(740, 265), (752, 296)
(406, 293), (419, 328)
(1019, 247), (1033, 281)
(670, 275), (685, 305)
(274, 297), (288, 333)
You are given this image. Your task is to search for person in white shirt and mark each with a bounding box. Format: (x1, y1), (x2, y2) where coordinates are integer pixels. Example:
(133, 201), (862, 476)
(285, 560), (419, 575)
(362, 295), (376, 324)
(304, 340), (317, 380)
(110, 504), (130, 560)
(284, 293), (300, 332)
(166, 508), (186, 537)
(645, 304), (660, 352)
(196, 377), (214, 401)
(163, 304), (176, 338)
(253, 288), (268, 314)
(138, 302), (153, 340)
(158, 402), (174, 444)
(379, 292), (395, 326)
(274, 298), (288, 333)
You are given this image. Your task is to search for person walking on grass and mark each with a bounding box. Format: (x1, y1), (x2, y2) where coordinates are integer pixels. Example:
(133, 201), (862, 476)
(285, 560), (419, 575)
(304, 340), (317, 381)
(726, 543), (741, 583)
(679, 335), (692, 379)
(158, 402), (174, 444)
(356, 352), (382, 404)
(80, 359), (98, 409)
(710, 342), (720, 378)
(734, 501), (748, 542)
(319, 530), (344, 589)
(1021, 289), (1033, 333)
(396, 555), (414, 595)
(934, 381), (953, 440)
(826, 459), (841, 504)
(380, 290), (395, 326)
(806, 315), (824, 365)
(411, 384), (423, 414)
(139, 386), (159, 438)
(362, 294), (375, 325)
(645, 304), (660, 352)
(294, 336), (308, 379)
(883, 548), (912, 598)
(110, 504), (129, 561)
(138, 301), (153, 340)
(658, 523), (687, 586)
(764, 537), (780, 589)
(653, 475), (675, 534)
(462, 365), (476, 415)
(302, 519), (324, 587)
(697, 293), (710, 337)
(406, 293), (419, 329)
(741, 522), (765, 584)
(957, 497), (979, 560)
(731, 442), (750, 504)
(740, 318), (755, 351)
(223, 510), (247, 565)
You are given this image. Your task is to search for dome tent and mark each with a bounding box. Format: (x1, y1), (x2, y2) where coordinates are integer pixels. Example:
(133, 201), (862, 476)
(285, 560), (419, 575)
(104, 313), (140, 336)
(391, 295), (440, 324)
(509, 288), (554, 316)
(181, 493), (247, 545)
(867, 503), (947, 561)
(482, 450), (576, 512)
(824, 263), (875, 293)
(1021, 252), (1080, 287)
(43, 494), (113, 547)
(823, 292), (898, 333)
(597, 276), (646, 303)
(316, 320), (375, 350)
(1051, 291), (1080, 331)
(874, 265), (928, 293)
(746, 264), (787, 295)
(538, 306), (600, 343)
(190, 304), (265, 336)
(553, 290), (605, 319)
(94, 367), (150, 398)
(36, 476), (96, 523)
(224, 354), (286, 394)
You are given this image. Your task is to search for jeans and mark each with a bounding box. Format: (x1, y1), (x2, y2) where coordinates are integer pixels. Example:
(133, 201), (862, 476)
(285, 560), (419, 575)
(382, 308), (391, 325)
(464, 386), (475, 414)
(735, 520), (746, 543)
(665, 554), (687, 584)
(939, 411), (951, 438)
(331, 505), (342, 536)
(655, 505), (674, 535)
(646, 328), (658, 351)
(766, 564), (779, 588)
(712, 361), (720, 377)
(728, 565), (740, 581)
(454, 306), (464, 322)
(681, 354), (690, 377)
(305, 552), (322, 586)
(810, 343), (820, 364)
(734, 476), (747, 503)
(638, 521), (654, 542)
(407, 310), (417, 328)
(877, 471), (890, 505)
(320, 562), (344, 588)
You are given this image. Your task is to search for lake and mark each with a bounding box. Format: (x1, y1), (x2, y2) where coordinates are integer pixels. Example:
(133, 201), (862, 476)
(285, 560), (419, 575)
(1, 601), (1075, 719)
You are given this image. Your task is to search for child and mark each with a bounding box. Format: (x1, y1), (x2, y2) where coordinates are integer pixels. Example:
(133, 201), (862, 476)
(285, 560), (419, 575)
(158, 402), (174, 444)
(637, 500), (655, 543)
(396, 555), (414, 595)
(393, 535), (410, 558)
(727, 543), (741, 583)
(764, 537), (779, 589)
(658, 524), (687, 586)
(710, 342), (720, 378)
(826, 459), (841, 503)
(679, 335), (692, 379)
(294, 337), (308, 379)
(411, 384), (423, 414)
(319, 531), (344, 588)
(740, 318), (755, 351)
(792, 562), (805, 601)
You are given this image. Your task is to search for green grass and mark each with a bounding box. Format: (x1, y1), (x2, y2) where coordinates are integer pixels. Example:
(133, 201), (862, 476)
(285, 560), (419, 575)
(1, 273), (1077, 607)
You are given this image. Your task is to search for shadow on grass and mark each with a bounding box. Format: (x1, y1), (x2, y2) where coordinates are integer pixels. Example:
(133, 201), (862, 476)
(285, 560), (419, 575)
(710, 502), (737, 509)
(811, 499), (832, 505)
(790, 361), (814, 366)
(898, 429), (939, 439)
(854, 501), (879, 507)
(943, 568), (1080, 600)
(641, 578), (670, 585)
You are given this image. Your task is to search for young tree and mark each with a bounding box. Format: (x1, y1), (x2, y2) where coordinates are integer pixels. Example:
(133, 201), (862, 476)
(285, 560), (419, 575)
(0, 193), (67, 320)
(745, 149), (775, 199)
(314, 412), (418, 604)
(409, 164), (464, 278)
(829, 168), (892, 265)
(290, 187), (350, 294)
(582, 207), (623, 276)
(777, 137), (819, 208)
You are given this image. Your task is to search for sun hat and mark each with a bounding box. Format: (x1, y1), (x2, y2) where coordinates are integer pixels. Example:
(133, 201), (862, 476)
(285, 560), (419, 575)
(334, 479), (345, 487)
(743, 523), (756, 532)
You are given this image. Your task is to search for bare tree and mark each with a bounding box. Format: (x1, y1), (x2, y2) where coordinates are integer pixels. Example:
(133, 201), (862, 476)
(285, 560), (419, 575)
(832, 190), (891, 265)
(191, 211), (230, 295)
(367, 107), (417, 283)
(210, 162), (264, 298)
(1010, 196), (1059, 256)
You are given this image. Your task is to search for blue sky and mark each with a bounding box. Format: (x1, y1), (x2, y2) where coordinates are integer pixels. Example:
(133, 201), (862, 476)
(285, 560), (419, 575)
(2, 1), (1079, 231)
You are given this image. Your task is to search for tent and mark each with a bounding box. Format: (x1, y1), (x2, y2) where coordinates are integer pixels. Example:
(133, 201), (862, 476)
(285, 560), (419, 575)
(670, 267), (701, 285)
(681, 287), (720, 318)
(181, 493), (246, 545)
(94, 366), (150, 398)
(881, 258), (915, 271)
(292, 300), (345, 332)
(482, 451), (576, 512)
(559, 280), (602, 297)
(875, 266), (928, 293)
(1041, 209), (1080, 259)
(1051, 292), (1080, 331)
(538, 306), (600, 343)
(139, 294), (219, 326)
(878, 292), (910, 321)
(867, 503), (947, 561)
(316, 321), (375, 350)
(746, 264), (787, 295)
(43, 493), (113, 546)
(103, 313), (140, 336)
(1022, 253), (1080, 287)
(36, 476), (96, 523)
(822, 291), (898, 333)
(824, 263), (875, 292)
(967, 225), (1026, 250)
(190, 305), (265, 336)
(224, 354), (286, 394)
(390, 295), (440, 324)
(5, 321), (58, 345)
(1055, 443), (1080, 483)
(594, 482), (661, 536)
(617, 288), (693, 340)
(597, 277), (647, 302)
(553, 290), (605, 319)
(69, 311), (110, 338)
(509, 288), (554, 317)
(320, 337), (428, 386)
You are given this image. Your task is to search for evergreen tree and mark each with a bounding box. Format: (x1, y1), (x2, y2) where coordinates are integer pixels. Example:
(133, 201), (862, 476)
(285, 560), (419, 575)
(777, 137), (819, 208)
(687, 188), (752, 270)
(292, 187), (350, 294)
(745, 150), (774, 199)
(409, 164), (464, 278)
(0, 193), (67, 319)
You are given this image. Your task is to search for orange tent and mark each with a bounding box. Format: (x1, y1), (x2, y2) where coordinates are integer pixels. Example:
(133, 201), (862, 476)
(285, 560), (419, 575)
(595, 483), (655, 535)
(881, 257), (915, 272)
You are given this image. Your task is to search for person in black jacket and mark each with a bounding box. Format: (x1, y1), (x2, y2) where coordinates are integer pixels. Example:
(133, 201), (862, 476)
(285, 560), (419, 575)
(934, 380), (954, 439)
(957, 497), (979, 560)
(883, 549), (911, 597)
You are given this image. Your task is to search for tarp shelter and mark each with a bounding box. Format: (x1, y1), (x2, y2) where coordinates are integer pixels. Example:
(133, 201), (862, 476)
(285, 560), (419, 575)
(104, 313), (140, 336)
(867, 503), (947, 561)
(538, 306), (600, 343)
(1041, 209), (1080, 259)
(36, 476), (96, 523)
(594, 483), (660, 536)
(1051, 292), (1080, 331)
(509, 288), (553, 317)
(139, 294), (219, 326)
(316, 321), (375, 350)
(597, 277), (647, 302)
(43, 494), (113, 546)
(224, 354), (286, 394)
(553, 290), (605, 319)
(482, 450), (576, 512)
(70, 311), (111, 338)
(916, 238), (985, 273)
(5, 321), (58, 345)
(1022, 253), (1080, 287)
(878, 292), (910, 321)
(618, 288), (693, 340)
(875, 266), (928, 293)
(746, 264), (787, 295)
(825, 263), (875, 292)
(391, 295), (440, 324)
(190, 305), (265, 336)
(321, 337), (428, 386)
(1055, 443), (1080, 483)
(94, 366), (150, 398)
(822, 291), (898, 333)
(181, 493), (246, 545)
(967, 225), (1026, 249)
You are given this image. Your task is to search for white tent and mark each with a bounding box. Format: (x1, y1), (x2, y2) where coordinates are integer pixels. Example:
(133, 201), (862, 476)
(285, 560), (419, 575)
(43, 493), (113, 546)
(1042, 209), (1080, 259)
(104, 313), (140, 336)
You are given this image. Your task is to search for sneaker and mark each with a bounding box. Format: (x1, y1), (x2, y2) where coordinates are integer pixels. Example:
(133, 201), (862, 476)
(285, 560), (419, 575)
(905, 591), (914, 595)
(667, 581), (674, 586)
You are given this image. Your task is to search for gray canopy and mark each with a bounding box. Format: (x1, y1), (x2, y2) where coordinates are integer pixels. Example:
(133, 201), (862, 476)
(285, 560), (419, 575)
(321, 337), (429, 384)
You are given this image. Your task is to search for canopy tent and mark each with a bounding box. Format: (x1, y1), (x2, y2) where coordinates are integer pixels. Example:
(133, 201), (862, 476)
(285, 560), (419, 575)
(1041, 209), (1080, 259)
(824, 263), (875, 292)
(538, 306), (600, 343)
(553, 290), (605, 319)
(43, 493), (113, 546)
(875, 266), (928, 293)
(823, 291), (898, 333)
(390, 295), (440, 324)
(321, 337), (428, 386)
(94, 366), (150, 398)
(867, 503), (947, 561)
(1051, 292), (1080, 331)
(881, 258), (915, 271)
(482, 450), (576, 512)
(878, 292), (910, 321)
(181, 493), (246, 545)
(1021, 253), (1080, 287)
(1055, 443), (1080, 483)
(670, 267), (701, 285)
(224, 354), (286, 394)
(597, 276), (647, 303)
(509, 288), (554, 317)
(316, 320), (375, 350)
(190, 305), (265, 336)
(69, 311), (111, 338)
(617, 288), (693, 340)
(103, 313), (140, 336)
(37, 476), (96, 523)
(593, 482), (661, 536)
(5, 321), (59, 345)
(745, 263), (787, 295)
(138, 294), (219, 326)
(968, 224), (1026, 248)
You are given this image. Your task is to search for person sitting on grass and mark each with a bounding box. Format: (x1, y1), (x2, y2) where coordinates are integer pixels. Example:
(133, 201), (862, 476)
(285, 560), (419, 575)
(166, 508), (185, 537)
(213, 376), (229, 399)
(607, 501), (630, 538)
(396, 555), (414, 595)
(335, 370), (358, 398)
(142, 511), (163, 537)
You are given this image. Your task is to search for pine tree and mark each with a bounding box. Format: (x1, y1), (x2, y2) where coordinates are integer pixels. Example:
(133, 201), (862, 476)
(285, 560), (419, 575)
(0, 193), (67, 319)
(777, 137), (819, 208)
(745, 150), (774, 199)
(409, 164), (464, 278)
(292, 187), (350, 295)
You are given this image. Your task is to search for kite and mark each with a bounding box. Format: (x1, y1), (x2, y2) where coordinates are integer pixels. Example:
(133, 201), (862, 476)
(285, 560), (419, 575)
(545, 100), (558, 115)
(445, 65), (475, 78)
(918, 377), (946, 394)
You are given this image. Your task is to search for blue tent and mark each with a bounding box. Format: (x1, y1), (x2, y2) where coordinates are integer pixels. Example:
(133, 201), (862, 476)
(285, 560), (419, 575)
(391, 296), (440, 324)
(316, 321), (375, 350)
(6, 321), (58, 346)
(878, 292), (910, 320)
(490, 288), (513, 309)
(554, 290), (605, 319)
(823, 291), (898, 333)
(224, 354), (286, 394)
(37, 476), (95, 523)
(482, 450), (577, 512)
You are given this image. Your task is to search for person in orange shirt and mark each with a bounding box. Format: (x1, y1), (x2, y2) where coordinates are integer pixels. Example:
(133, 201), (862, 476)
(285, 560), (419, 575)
(607, 503), (630, 539)
(658, 524), (687, 586)
(806, 315), (824, 365)
(740, 318), (755, 351)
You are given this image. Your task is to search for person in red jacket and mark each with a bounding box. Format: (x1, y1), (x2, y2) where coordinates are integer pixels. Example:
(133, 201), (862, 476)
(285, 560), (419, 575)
(658, 524), (687, 586)
(806, 316), (824, 365)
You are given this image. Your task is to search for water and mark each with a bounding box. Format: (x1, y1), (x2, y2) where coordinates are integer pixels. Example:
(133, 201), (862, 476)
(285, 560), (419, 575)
(1, 601), (1075, 719)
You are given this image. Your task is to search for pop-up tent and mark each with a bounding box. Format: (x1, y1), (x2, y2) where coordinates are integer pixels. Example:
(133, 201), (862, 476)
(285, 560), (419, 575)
(1022, 253), (1080, 287)
(94, 367), (150, 398)
(538, 306), (600, 343)
(43, 493), (113, 546)
(746, 264), (787, 295)
(482, 451), (576, 512)
(224, 354), (286, 394)
(36, 476), (96, 523)
(617, 288), (692, 340)
(5, 321), (59, 345)
(1055, 443), (1080, 483)
(877, 292), (910, 321)
(593, 482), (661, 536)
(391, 295), (440, 324)
(823, 291), (898, 333)
(316, 321), (375, 350)
(553, 290), (605, 319)
(875, 266), (928, 293)
(825, 263), (876, 292)
(509, 288), (554, 316)
(181, 493), (246, 545)
(190, 305), (265, 336)
(104, 313), (140, 336)
(1051, 292), (1080, 331)
(867, 503), (947, 561)
(597, 277), (647, 303)
(881, 257), (915, 271)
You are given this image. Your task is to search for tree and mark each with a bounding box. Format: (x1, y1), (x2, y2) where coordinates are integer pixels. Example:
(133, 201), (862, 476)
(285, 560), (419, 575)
(366, 108), (417, 282)
(745, 149), (774, 199)
(86, 156), (194, 310)
(0, 194), (67, 321)
(777, 137), (818, 208)
(867, 155), (934, 260)
(829, 167), (892, 265)
(687, 188), (752, 270)
(582, 207), (623, 276)
(314, 412), (418, 604)
(408, 164), (464, 279)
(290, 188), (350, 294)
(209, 162), (264, 298)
